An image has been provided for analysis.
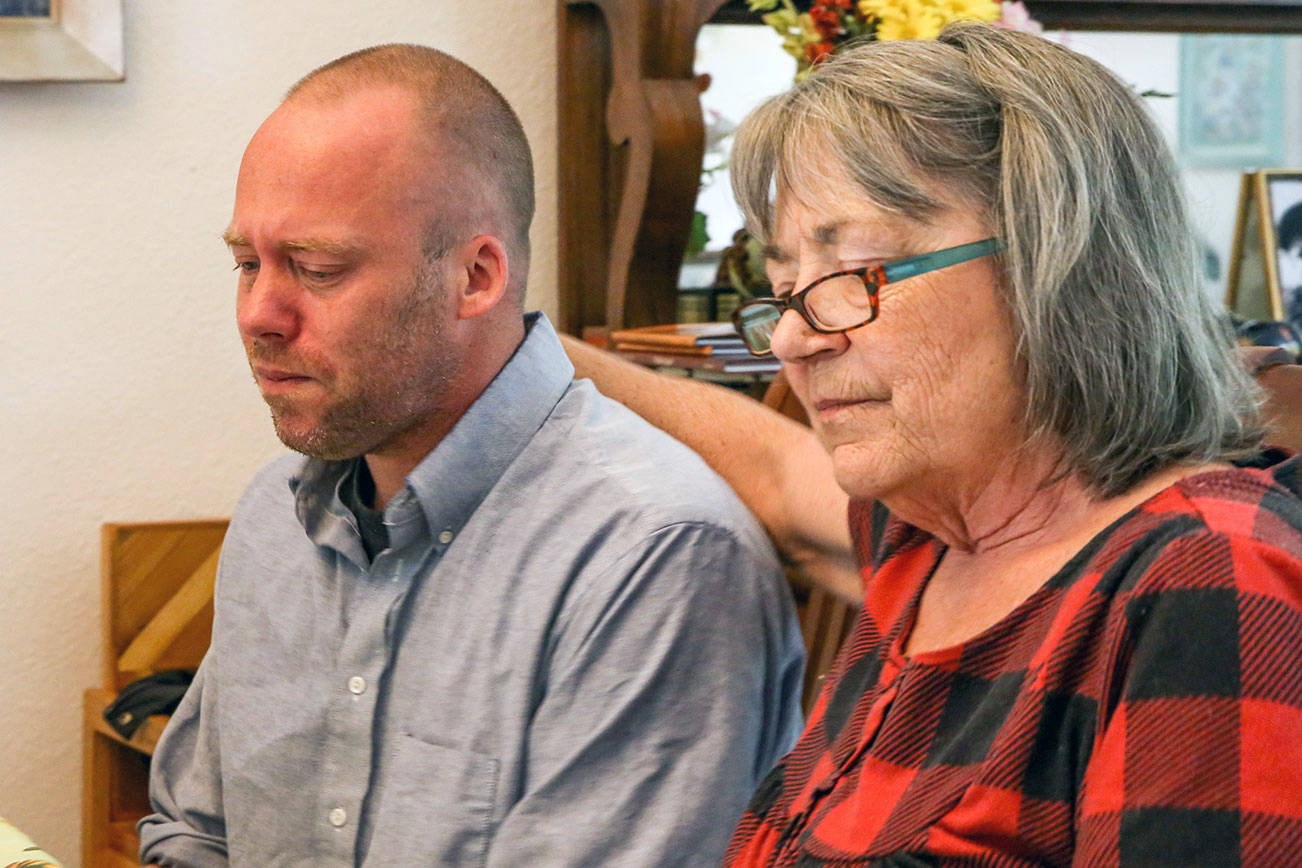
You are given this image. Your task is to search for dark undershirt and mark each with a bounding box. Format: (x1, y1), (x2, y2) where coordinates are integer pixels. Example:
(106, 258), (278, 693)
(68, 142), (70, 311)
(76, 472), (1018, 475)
(340, 457), (389, 560)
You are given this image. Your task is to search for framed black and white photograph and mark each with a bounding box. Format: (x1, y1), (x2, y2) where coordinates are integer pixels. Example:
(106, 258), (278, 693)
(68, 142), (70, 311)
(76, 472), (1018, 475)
(0, 0), (123, 81)
(1267, 173), (1302, 326)
(1227, 170), (1302, 325)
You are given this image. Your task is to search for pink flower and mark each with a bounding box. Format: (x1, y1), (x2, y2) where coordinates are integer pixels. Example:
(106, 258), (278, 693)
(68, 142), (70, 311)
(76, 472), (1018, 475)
(996, 0), (1043, 33)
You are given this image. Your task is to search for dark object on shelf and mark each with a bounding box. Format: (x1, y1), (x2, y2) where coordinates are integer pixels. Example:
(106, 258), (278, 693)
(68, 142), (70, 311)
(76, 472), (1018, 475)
(102, 669), (194, 739)
(1236, 318), (1302, 363)
(677, 286), (740, 322)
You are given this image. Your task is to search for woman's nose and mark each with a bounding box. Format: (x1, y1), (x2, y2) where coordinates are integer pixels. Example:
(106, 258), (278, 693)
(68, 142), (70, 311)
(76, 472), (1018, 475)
(768, 308), (849, 363)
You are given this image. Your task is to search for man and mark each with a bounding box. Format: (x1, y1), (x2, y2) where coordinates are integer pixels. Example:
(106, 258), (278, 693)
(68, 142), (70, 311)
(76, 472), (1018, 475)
(139, 44), (804, 866)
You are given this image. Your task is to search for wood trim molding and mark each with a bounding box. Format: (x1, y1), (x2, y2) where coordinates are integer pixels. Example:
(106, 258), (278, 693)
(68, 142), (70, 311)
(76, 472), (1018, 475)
(558, 0), (730, 332)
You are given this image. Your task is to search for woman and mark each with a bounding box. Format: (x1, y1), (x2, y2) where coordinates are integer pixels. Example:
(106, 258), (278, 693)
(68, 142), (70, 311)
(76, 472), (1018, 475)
(567, 22), (1302, 866)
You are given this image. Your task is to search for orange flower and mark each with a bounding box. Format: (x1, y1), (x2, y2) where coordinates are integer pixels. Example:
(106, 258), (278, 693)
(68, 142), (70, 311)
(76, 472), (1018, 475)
(809, 6), (843, 37)
(804, 40), (836, 64)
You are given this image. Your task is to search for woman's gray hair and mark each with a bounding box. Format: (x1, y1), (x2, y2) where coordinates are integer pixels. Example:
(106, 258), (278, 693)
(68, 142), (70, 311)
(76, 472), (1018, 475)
(732, 22), (1262, 497)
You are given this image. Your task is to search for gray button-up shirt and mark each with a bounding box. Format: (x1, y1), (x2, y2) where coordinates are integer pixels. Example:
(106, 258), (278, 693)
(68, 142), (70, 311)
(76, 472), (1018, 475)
(140, 313), (805, 867)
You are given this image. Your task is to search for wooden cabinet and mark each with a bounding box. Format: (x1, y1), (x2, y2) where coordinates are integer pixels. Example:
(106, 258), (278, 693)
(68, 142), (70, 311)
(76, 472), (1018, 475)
(82, 521), (226, 868)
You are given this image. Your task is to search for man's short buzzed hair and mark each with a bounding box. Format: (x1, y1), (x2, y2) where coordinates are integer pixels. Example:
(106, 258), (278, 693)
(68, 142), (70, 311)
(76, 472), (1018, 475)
(287, 44), (535, 299)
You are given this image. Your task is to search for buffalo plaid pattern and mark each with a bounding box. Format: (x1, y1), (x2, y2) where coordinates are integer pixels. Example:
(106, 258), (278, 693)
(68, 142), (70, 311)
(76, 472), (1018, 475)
(727, 450), (1302, 866)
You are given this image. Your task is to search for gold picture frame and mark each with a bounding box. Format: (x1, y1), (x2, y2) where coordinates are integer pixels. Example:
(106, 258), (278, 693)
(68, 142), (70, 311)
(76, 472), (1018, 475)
(1226, 170), (1302, 323)
(0, 0), (123, 81)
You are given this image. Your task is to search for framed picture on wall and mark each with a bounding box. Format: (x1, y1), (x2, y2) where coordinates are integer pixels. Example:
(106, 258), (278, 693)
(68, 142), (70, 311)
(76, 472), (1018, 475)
(1267, 173), (1302, 325)
(1226, 170), (1302, 325)
(1178, 35), (1284, 168)
(0, 0), (123, 81)
(0, 1), (53, 15)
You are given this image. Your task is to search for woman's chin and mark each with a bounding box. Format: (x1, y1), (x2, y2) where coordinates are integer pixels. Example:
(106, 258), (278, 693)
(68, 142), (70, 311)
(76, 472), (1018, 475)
(829, 441), (908, 502)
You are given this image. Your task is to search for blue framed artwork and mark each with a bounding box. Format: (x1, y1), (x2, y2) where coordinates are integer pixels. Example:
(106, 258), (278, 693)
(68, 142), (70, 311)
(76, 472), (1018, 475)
(1179, 35), (1284, 168)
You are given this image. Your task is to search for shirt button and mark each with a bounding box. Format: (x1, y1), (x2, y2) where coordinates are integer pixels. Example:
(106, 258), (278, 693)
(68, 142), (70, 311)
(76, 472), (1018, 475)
(438, 528), (454, 544)
(347, 676), (366, 695)
(328, 807), (347, 827)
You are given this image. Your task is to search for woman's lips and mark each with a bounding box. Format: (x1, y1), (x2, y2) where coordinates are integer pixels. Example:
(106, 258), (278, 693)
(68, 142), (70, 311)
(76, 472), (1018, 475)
(813, 396), (887, 420)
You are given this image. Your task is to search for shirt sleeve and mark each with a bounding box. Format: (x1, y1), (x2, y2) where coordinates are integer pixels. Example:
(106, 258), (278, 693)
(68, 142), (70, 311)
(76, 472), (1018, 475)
(484, 520), (806, 867)
(137, 655), (230, 867)
(1076, 529), (1302, 866)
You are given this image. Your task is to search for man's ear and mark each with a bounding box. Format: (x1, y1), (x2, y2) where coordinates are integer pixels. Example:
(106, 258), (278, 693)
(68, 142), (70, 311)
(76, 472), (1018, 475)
(455, 234), (510, 320)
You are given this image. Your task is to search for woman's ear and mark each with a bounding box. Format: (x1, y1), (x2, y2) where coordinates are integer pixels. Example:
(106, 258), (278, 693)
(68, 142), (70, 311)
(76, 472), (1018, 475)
(455, 234), (510, 320)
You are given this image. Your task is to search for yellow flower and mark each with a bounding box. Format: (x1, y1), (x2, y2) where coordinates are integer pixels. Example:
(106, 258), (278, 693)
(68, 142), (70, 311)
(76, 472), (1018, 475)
(858, 0), (998, 40)
(944, 0), (1001, 24)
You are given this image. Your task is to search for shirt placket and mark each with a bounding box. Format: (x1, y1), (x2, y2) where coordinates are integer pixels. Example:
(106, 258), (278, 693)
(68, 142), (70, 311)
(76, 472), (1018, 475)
(777, 656), (910, 864)
(311, 551), (401, 862)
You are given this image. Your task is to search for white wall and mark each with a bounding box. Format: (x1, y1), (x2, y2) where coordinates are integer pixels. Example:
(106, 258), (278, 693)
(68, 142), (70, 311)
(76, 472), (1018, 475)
(0, 1), (556, 862)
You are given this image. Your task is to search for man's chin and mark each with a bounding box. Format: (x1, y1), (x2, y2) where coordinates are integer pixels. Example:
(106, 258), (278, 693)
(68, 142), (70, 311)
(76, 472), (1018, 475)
(271, 416), (366, 462)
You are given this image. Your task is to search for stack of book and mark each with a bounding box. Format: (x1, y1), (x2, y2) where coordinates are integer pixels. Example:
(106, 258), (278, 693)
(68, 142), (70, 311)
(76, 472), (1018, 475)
(609, 322), (781, 374)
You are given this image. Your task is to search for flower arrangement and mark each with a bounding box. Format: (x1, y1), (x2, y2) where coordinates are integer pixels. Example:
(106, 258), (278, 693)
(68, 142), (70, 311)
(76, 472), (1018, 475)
(750, 0), (1040, 79)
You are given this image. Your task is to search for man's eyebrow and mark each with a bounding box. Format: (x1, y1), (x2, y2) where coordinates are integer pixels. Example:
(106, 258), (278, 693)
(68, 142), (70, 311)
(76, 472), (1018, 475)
(761, 244), (790, 264)
(278, 238), (359, 256)
(219, 231), (358, 257)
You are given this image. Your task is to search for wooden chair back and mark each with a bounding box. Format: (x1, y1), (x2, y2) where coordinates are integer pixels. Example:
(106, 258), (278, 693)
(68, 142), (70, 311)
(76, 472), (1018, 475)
(761, 371), (858, 711)
(99, 520), (229, 692)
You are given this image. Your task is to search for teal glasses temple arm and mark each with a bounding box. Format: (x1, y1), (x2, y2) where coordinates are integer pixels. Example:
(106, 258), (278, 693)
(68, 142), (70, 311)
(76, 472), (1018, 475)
(881, 238), (1003, 284)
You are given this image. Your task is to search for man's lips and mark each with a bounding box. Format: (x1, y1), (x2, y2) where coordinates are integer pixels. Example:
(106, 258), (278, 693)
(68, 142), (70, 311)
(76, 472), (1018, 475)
(254, 366), (314, 393)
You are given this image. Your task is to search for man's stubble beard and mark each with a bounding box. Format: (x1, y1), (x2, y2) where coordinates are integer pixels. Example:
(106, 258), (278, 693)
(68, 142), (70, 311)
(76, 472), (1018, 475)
(256, 265), (455, 461)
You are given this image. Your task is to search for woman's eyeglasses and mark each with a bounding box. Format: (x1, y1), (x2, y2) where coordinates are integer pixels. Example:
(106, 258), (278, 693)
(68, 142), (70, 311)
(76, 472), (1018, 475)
(731, 238), (1003, 355)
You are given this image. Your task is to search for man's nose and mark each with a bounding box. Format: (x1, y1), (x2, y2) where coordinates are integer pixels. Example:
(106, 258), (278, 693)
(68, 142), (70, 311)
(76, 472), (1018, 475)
(236, 267), (300, 344)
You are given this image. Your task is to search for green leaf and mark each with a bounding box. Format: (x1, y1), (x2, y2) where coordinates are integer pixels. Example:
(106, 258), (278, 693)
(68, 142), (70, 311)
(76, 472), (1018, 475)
(748, 0), (780, 10)
(686, 211), (709, 257)
(763, 9), (800, 31)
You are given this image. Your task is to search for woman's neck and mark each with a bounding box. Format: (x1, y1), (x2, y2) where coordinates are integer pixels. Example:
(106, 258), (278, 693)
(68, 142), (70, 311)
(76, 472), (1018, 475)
(896, 453), (1225, 655)
(884, 442), (1101, 556)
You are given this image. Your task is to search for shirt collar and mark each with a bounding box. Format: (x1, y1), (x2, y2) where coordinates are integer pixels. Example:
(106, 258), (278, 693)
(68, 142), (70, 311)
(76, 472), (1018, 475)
(289, 312), (573, 553)
(402, 311), (573, 542)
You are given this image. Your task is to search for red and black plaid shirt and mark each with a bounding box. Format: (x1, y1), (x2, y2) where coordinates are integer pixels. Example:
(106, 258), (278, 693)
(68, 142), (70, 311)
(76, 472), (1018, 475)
(727, 450), (1302, 866)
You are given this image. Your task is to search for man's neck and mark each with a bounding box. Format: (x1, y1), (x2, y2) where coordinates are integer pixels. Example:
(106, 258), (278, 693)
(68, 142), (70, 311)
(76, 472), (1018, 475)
(364, 315), (527, 509)
(363, 411), (464, 510)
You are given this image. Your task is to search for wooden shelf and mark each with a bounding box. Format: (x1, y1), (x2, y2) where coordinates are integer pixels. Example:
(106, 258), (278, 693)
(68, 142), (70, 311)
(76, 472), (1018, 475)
(83, 690), (154, 867)
(104, 821), (140, 868)
(83, 521), (227, 868)
(85, 688), (169, 757)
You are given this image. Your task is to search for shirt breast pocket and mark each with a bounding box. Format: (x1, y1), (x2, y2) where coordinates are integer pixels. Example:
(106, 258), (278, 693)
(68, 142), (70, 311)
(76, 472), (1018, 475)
(363, 735), (501, 867)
